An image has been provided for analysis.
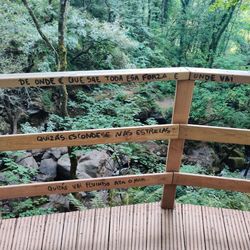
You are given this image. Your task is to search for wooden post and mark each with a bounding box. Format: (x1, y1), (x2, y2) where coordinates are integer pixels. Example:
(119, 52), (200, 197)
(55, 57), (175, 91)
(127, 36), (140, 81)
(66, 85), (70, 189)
(161, 80), (195, 209)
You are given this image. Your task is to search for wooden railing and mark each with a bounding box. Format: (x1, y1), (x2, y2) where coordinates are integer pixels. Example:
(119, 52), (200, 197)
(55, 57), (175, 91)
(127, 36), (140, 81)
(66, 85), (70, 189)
(0, 67), (249, 209)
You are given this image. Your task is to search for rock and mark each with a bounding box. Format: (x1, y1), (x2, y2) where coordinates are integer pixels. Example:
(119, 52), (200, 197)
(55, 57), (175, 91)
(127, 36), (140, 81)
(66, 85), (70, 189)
(77, 150), (116, 179)
(225, 157), (246, 171)
(0, 172), (5, 183)
(75, 192), (87, 200)
(31, 149), (46, 162)
(141, 141), (166, 157)
(17, 154), (38, 170)
(50, 148), (62, 159)
(57, 154), (71, 179)
(36, 173), (55, 182)
(16, 152), (32, 163)
(0, 117), (10, 134)
(40, 158), (57, 179)
(184, 143), (220, 171)
(42, 194), (70, 212)
(42, 147), (68, 160)
(42, 151), (51, 160)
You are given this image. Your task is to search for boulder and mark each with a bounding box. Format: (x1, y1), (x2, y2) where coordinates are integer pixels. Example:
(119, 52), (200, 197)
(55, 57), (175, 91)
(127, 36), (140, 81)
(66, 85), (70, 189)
(184, 143), (220, 171)
(16, 153), (38, 170)
(42, 147), (68, 160)
(0, 117), (10, 134)
(42, 194), (70, 212)
(0, 172), (5, 183)
(225, 157), (246, 171)
(50, 148), (62, 159)
(57, 154), (71, 179)
(76, 150), (116, 179)
(40, 158), (57, 179)
(30, 148), (46, 162)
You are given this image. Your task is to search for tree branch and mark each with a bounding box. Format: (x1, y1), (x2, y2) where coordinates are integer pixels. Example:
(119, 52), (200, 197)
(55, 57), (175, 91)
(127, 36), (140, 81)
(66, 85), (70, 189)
(22, 0), (59, 65)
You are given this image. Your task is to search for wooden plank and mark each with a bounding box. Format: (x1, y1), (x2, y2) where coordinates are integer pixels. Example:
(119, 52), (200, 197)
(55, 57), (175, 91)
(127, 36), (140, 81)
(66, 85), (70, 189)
(0, 67), (189, 88)
(131, 203), (147, 250)
(109, 206), (121, 250)
(162, 203), (185, 250)
(27, 215), (47, 250)
(0, 218), (16, 250)
(179, 125), (250, 145)
(0, 172), (173, 200)
(11, 216), (32, 250)
(0, 124), (179, 151)
(76, 209), (96, 249)
(41, 212), (65, 250)
(162, 80), (195, 209)
(182, 204), (206, 250)
(147, 203), (162, 250)
(202, 206), (229, 249)
(61, 211), (79, 249)
(119, 204), (134, 250)
(92, 207), (110, 250)
(222, 208), (250, 249)
(174, 173), (250, 193)
(188, 67), (250, 84)
(242, 211), (250, 242)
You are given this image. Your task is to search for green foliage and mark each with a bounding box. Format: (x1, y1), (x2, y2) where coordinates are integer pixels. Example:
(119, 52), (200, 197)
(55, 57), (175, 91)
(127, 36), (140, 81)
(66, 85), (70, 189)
(67, 193), (86, 211)
(89, 191), (107, 208)
(1, 157), (37, 184)
(1, 197), (55, 219)
(0, 153), (56, 218)
(190, 83), (250, 128)
(176, 165), (250, 211)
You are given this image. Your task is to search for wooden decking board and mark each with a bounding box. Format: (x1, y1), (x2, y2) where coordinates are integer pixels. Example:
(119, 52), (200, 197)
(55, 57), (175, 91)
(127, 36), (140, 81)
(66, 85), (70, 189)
(175, 204), (185, 250)
(92, 207), (110, 250)
(131, 203), (147, 250)
(0, 218), (16, 250)
(61, 211), (79, 250)
(202, 206), (229, 249)
(109, 205), (121, 250)
(120, 204), (134, 250)
(41, 212), (65, 250)
(11, 216), (32, 250)
(182, 204), (206, 250)
(242, 211), (250, 241)
(27, 215), (47, 250)
(222, 208), (250, 250)
(76, 208), (96, 249)
(147, 203), (162, 250)
(0, 203), (249, 250)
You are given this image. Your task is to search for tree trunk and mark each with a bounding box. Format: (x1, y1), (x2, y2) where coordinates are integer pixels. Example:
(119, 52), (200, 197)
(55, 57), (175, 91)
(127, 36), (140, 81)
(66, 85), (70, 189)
(58, 0), (69, 117)
(207, 5), (237, 67)
(58, 1), (78, 179)
(147, 0), (152, 27)
(161, 0), (169, 24)
(178, 0), (190, 66)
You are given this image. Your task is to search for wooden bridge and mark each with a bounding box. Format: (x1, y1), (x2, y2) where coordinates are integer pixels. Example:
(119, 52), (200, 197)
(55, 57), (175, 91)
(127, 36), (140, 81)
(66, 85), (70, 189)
(0, 67), (250, 249)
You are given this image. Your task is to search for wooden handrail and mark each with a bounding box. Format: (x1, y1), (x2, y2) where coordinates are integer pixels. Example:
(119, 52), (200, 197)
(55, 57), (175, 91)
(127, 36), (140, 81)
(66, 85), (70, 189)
(0, 67), (249, 204)
(0, 124), (178, 151)
(174, 173), (250, 193)
(1, 172), (249, 200)
(179, 125), (250, 145)
(0, 67), (249, 88)
(0, 173), (173, 200)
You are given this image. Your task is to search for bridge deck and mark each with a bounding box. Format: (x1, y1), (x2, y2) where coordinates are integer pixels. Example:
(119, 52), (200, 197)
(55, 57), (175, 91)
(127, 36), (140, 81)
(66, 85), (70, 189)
(0, 202), (249, 250)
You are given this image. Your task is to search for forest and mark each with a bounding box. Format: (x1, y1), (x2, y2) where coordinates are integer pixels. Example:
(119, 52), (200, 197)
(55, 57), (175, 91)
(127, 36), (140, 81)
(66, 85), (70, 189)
(0, 0), (249, 218)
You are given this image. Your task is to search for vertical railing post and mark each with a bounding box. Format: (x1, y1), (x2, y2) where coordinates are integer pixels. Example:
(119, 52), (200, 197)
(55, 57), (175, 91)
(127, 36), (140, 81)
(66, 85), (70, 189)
(161, 80), (195, 209)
